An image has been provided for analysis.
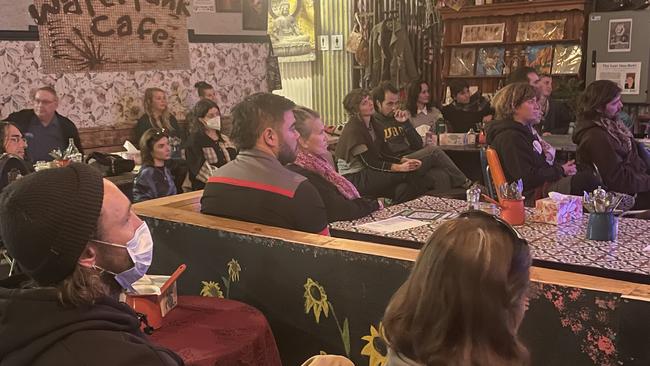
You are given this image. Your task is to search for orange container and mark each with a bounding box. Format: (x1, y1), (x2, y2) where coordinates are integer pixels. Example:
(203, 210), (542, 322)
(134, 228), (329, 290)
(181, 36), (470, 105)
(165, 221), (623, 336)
(500, 198), (525, 226)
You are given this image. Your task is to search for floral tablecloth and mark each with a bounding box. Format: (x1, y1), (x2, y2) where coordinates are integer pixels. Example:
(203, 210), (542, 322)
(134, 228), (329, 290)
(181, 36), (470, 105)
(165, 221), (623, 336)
(330, 196), (650, 281)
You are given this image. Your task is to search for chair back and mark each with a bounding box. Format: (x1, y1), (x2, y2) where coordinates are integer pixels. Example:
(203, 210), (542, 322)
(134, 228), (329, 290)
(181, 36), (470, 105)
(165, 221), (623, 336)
(479, 147), (496, 199)
(486, 147), (507, 200)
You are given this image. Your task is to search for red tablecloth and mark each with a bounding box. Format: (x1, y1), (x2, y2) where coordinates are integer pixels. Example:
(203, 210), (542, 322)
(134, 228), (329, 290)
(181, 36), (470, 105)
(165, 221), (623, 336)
(150, 296), (282, 366)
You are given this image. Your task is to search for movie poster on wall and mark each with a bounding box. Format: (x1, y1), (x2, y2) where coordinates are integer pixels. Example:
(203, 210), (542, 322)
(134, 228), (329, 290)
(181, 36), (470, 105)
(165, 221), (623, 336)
(28, 0), (191, 74)
(268, 0), (316, 62)
(608, 19), (632, 53)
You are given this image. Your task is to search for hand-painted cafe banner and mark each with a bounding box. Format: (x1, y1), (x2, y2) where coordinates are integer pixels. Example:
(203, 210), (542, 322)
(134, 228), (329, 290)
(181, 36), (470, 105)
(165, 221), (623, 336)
(28, 0), (191, 73)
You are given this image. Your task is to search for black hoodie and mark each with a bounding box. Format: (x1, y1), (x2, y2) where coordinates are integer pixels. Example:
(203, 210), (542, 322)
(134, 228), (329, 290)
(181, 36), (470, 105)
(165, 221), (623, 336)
(486, 119), (564, 200)
(573, 116), (650, 194)
(0, 276), (183, 366)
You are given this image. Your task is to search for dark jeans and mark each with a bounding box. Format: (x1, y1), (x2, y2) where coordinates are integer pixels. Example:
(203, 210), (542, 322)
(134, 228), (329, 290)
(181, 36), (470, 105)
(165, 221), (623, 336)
(404, 145), (469, 191)
(344, 168), (429, 204)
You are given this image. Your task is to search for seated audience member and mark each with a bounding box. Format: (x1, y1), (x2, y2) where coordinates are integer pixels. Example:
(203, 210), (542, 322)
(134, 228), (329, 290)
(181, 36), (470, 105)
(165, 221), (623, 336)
(507, 68), (573, 135)
(6, 86), (83, 162)
(405, 80), (443, 137)
(135, 87), (185, 156)
(185, 99), (237, 190)
(1, 121), (28, 160)
(287, 106), (381, 222)
(194, 81), (219, 104)
(0, 121), (33, 189)
(573, 80), (650, 209)
(441, 79), (493, 133)
(372, 82), (473, 192)
(335, 89), (430, 203)
(383, 210), (531, 366)
(486, 83), (599, 204)
(0, 163), (183, 365)
(135, 87), (187, 192)
(201, 93), (329, 235)
(132, 129), (177, 203)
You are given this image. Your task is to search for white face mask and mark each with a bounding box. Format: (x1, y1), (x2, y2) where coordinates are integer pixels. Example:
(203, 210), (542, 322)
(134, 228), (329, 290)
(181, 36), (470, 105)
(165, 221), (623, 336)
(91, 222), (154, 293)
(205, 116), (221, 130)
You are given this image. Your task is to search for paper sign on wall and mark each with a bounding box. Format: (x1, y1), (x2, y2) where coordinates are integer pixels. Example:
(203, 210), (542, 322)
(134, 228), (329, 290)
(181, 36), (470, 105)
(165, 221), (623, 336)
(595, 62), (641, 95)
(28, 0), (191, 73)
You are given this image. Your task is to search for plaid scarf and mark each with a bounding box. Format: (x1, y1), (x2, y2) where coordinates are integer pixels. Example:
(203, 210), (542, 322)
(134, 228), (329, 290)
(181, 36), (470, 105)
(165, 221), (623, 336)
(294, 150), (361, 200)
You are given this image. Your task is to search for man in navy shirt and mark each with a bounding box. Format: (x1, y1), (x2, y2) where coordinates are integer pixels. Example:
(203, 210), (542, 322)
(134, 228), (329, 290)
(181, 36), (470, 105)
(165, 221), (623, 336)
(6, 86), (83, 162)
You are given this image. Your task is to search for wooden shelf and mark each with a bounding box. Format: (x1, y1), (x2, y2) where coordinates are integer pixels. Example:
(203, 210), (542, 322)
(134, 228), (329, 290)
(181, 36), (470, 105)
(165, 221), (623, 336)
(445, 75), (506, 79)
(444, 39), (582, 48)
(440, 0), (591, 20)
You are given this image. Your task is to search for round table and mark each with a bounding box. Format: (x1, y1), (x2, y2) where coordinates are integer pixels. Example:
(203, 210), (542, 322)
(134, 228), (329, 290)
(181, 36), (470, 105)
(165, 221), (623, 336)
(150, 296), (282, 366)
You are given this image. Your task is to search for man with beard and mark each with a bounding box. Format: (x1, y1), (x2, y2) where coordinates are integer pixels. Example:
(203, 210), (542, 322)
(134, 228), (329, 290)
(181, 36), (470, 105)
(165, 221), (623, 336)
(201, 93), (329, 235)
(372, 82), (474, 193)
(0, 163), (183, 365)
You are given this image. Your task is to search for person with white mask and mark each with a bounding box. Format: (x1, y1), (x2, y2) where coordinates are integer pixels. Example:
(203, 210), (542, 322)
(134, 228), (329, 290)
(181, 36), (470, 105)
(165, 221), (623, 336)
(0, 163), (183, 366)
(185, 99), (237, 190)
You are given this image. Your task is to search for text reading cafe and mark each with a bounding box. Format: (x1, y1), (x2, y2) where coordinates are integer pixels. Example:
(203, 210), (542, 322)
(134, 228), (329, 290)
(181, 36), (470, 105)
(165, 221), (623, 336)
(2, 0), (650, 365)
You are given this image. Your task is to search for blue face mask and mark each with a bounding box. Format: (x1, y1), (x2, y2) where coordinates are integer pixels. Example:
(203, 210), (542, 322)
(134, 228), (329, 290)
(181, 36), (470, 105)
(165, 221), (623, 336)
(91, 222), (154, 293)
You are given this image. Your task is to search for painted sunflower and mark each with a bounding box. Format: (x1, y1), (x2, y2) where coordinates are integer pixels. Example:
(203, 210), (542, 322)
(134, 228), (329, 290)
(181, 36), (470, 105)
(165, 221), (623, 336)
(361, 323), (388, 366)
(303, 278), (329, 323)
(200, 280), (224, 298)
(227, 259), (241, 282)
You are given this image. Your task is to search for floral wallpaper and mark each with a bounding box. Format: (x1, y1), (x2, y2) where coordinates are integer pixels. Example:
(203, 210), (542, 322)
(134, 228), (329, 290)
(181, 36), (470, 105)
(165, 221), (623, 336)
(0, 41), (269, 128)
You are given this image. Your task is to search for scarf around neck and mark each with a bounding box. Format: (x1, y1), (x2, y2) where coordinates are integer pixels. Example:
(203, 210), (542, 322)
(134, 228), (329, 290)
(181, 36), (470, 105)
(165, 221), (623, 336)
(294, 150), (361, 200)
(593, 115), (633, 153)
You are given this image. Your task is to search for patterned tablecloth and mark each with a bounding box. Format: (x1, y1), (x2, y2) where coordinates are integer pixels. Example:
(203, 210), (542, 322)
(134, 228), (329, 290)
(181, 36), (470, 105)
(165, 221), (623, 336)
(330, 196), (650, 282)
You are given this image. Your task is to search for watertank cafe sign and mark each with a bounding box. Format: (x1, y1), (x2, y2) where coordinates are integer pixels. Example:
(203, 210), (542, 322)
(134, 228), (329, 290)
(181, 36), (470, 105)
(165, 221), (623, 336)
(29, 0), (191, 73)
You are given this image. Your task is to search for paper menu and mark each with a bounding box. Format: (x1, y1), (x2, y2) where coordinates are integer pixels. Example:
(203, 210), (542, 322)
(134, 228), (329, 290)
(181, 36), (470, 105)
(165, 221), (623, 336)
(355, 216), (430, 234)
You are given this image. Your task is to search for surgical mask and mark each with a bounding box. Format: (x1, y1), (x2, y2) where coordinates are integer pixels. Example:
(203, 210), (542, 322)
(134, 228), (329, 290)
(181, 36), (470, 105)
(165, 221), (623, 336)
(91, 222), (154, 293)
(205, 116), (221, 130)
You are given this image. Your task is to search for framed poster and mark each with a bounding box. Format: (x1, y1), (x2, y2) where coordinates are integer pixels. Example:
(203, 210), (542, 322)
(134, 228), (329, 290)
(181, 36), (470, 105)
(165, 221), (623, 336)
(595, 62), (641, 95)
(243, 0), (269, 30)
(476, 47), (505, 76)
(608, 19), (632, 52)
(216, 0), (242, 12)
(526, 45), (553, 74)
(449, 48), (476, 76)
(516, 19), (566, 42)
(552, 44), (581, 74)
(461, 23), (505, 44)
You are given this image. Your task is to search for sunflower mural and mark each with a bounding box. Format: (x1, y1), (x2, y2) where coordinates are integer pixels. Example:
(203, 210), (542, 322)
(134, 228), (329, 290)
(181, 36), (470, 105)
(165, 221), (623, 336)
(303, 278), (351, 357)
(361, 323), (388, 366)
(200, 259), (242, 299)
(200, 281), (224, 298)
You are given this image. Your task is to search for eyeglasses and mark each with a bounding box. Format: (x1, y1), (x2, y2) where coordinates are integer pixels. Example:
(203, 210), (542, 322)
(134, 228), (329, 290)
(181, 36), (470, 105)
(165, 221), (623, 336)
(457, 209), (528, 246)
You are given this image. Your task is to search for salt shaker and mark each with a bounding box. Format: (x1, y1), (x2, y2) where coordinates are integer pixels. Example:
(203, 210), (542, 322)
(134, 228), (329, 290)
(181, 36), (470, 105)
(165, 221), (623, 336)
(466, 185), (481, 211)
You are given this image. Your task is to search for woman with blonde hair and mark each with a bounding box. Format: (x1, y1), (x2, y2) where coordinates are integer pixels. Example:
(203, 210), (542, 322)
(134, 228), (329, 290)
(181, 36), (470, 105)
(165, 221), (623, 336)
(383, 210), (532, 366)
(286, 106), (381, 222)
(135, 87), (188, 191)
(135, 87), (185, 159)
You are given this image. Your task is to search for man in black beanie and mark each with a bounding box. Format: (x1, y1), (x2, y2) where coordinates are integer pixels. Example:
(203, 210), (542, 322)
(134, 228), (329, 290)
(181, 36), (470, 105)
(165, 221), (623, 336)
(0, 163), (183, 366)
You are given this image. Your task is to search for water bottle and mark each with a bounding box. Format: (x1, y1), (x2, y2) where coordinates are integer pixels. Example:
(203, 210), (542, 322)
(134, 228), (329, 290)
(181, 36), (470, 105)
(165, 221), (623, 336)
(466, 185), (481, 210)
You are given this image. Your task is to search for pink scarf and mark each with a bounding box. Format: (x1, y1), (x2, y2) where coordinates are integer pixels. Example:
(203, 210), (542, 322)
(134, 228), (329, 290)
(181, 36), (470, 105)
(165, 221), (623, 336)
(294, 150), (361, 200)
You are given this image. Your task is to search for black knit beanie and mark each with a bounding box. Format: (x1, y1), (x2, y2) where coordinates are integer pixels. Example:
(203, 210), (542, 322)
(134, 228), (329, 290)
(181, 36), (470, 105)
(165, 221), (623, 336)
(0, 163), (104, 285)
